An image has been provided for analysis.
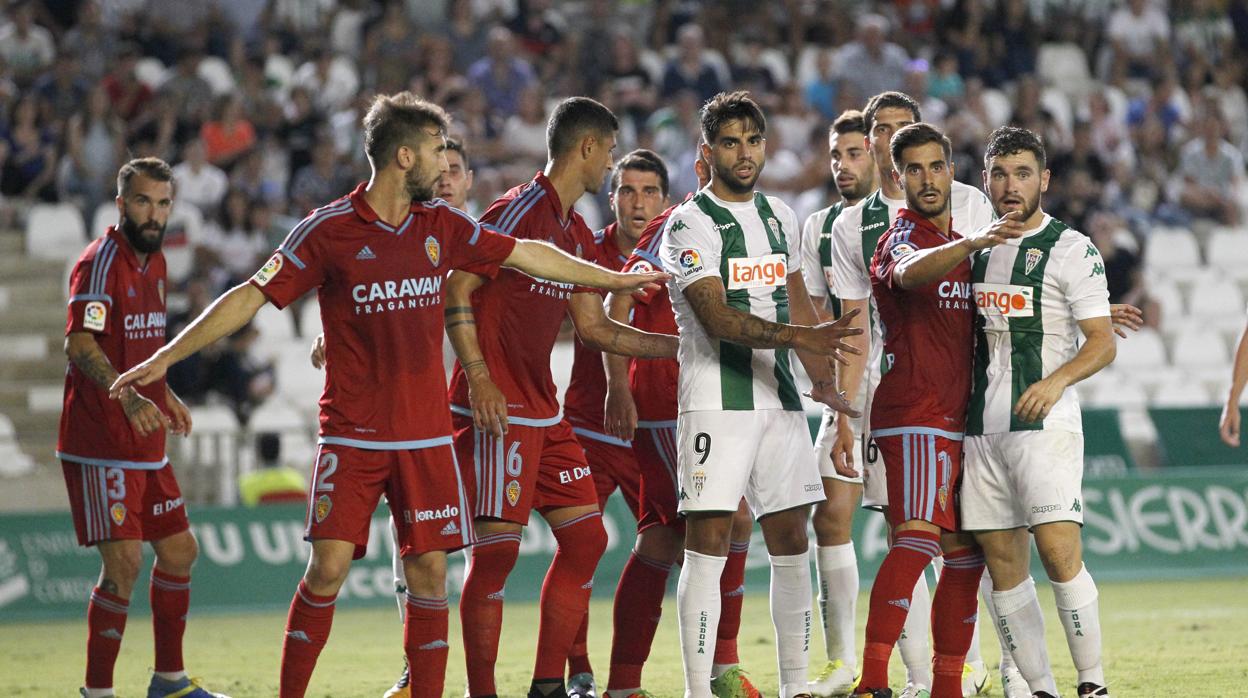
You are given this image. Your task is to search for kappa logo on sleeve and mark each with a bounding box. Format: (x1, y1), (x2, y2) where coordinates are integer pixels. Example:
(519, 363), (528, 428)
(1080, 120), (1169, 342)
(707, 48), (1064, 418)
(252, 253), (284, 287)
(83, 301), (107, 331)
(677, 248), (704, 276)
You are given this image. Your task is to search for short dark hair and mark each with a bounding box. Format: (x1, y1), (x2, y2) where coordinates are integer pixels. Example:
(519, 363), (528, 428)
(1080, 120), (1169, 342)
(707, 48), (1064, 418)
(612, 148), (669, 197)
(700, 90), (766, 143)
(984, 126), (1047, 169)
(863, 91), (922, 132)
(889, 122), (953, 169)
(116, 157), (173, 197)
(445, 136), (470, 170)
(547, 96), (619, 156)
(830, 109), (867, 138)
(362, 91), (451, 164)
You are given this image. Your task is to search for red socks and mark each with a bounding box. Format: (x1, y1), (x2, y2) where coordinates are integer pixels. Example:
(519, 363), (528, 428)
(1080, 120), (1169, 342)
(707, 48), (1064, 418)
(279, 580), (337, 698)
(606, 551), (672, 691)
(931, 548), (986, 698)
(533, 512), (608, 681)
(858, 529), (941, 691)
(461, 530), (522, 696)
(150, 568), (190, 673)
(85, 586), (129, 689)
(405, 594), (450, 698)
(569, 613), (593, 676)
(714, 539), (749, 666)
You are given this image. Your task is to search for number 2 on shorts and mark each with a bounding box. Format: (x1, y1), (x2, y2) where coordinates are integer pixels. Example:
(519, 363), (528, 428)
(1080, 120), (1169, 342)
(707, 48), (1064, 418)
(315, 451), (339, 492)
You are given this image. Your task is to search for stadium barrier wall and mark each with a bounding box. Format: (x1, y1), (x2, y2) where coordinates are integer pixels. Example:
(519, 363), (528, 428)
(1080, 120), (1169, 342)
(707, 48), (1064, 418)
(1, 466), (1246, 622)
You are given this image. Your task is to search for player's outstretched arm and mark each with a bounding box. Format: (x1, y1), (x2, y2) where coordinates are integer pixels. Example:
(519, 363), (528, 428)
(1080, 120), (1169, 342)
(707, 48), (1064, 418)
(444, 270), (508, 437)
(602, 291), (639, 440)
(829, 297), (869, 476)
(503, 239), (668, 296)
(568, 292), (678, 360)
(109, 283), (268, 398)
(1221, 319), (1248, 447)
(894, 211), (1026, 290)
(66, 331), (170, 437)
(787, 271), (860, 417)
(1014, 315), (1116, 423)
(682, 275), (861, 355)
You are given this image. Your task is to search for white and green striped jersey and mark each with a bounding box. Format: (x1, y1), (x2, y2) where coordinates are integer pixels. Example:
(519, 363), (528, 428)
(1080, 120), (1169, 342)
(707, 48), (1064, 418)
(967, 215), (1112, 436)
(800, 201), (846, 316)
(660, 188), (804, 413)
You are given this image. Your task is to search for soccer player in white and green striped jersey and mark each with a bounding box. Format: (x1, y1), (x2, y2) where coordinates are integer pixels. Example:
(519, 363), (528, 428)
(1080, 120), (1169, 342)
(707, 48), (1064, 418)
(962, 127), (1117, 698)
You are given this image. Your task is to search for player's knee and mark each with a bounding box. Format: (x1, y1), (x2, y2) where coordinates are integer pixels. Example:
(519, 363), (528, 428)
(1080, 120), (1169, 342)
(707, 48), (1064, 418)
(155, 532), (198, 574)
(102, 545), (144, 589)
(305, 552), (352, 593)
(811, 501), (851, 544)
(557, 515), (608, 562)
(635, 525), (683, 564)
(404, 552), (448, 597)
(1036, 539), (1081, 582)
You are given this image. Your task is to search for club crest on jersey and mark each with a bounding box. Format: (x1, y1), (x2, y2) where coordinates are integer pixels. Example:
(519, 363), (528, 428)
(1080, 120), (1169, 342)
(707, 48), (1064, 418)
(253, 253), (283, 287)
(767, 217), (780, 239)
(937, 485), (949, 511)
(425, 236), (441, 267)
(727, 253), (787, 289)
(314, 494), (332, 523)
(678, 248), (704, 275)
(506, 480), (521, 506)
(83, 301), (107, 332)
(1024, 248), (1044, 275)
(109, 502), (126, 526)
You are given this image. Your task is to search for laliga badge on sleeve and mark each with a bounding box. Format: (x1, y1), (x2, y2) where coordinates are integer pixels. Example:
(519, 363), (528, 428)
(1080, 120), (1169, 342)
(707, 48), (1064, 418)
(252, 253), (284, 287)
(83, 301), (108, 332)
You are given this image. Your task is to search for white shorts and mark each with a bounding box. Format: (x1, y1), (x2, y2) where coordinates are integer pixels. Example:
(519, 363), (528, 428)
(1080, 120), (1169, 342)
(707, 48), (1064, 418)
(961, 430), (1085, 531)
(814, 410), (885, 508)
(677, 409), (824, 518)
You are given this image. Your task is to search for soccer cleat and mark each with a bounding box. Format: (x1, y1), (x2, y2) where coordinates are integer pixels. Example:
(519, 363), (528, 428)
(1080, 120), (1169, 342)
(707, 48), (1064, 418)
(1001, 666), (1029, 698)
(146, 675), (231, 698)
(896, 684), (929, 698)
(81, 690), (115, 698)
(808, 659), (858, 697)
(383, 661), (411, 697)
(1077, 683), (1109, 697)
(710, 665), (764, 698)
(850, 689), (893, 698)
(568, 672), (598, 698)
(528, 682), (569, 698)
(1031, 693), (1058, 698)
(962, 660), (991, 695)
(604, 692), (656, 698)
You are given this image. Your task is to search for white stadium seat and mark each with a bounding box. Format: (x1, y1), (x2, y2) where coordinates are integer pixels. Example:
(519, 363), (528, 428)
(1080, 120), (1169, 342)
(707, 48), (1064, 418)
(1150, 280), (1185, 333)
(91, 202), (115, 239)
(1171, 329), (1230, 372)
(1086, 380), (1148, 409)
(1112, 327), (1167, 372)
(1143, 227), (1203, 284)
(1184, 275), (1245, 332)
(299, 297), (323, 338)
(197, 56), (236, 95)
(1205, 228), (1248, 284)
(134, 57), (167, 89)
(25, 203), (86, 261)
(253, 301), (296, 344)
(1037, 43), (1094, 97)
(1152, 375), (1215, 406)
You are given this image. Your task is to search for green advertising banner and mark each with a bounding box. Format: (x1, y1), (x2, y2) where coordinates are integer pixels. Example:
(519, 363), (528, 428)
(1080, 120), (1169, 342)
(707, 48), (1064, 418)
(2, 468), (1246, 622)
(1150, 406), (1248, 467)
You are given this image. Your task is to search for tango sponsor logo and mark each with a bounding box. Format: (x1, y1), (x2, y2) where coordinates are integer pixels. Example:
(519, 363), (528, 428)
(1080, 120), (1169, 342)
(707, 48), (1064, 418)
(973, 283), (1033, 318)
(727, 253), (787, 290)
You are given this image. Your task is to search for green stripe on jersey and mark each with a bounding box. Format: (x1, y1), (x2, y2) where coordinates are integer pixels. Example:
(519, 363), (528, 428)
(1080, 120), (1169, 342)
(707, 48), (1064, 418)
(754, 194), (802, 411)
(817, 201), (844, 317)
(695, 193), (755, 410)
(1008, 219), (1066, 432)
(968, 250), (991, 436)
(858, 191), (892, 376)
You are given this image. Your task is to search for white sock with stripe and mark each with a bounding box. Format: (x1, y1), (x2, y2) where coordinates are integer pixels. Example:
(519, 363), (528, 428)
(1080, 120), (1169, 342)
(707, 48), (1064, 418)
(815, 542), (858, 667)
(898, 566), (933, 687)
(769, 551), (813, 698)
(678, 550), (726, 698)
(1052, 564), (1105, 687)
(993, 576), (1058, 696)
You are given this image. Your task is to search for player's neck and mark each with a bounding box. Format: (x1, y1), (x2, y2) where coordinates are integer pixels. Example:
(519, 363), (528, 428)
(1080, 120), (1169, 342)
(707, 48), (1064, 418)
(878, 172), (904, 200)
(1019, 206), (1048, 230)
(543, 160), (585, 220)
(117, 232), (148, 267)
(708, 177), (753, 203)
(611, 221), (640, 255)
(362, 172), (413, 227)
(921, 209), (952, 235)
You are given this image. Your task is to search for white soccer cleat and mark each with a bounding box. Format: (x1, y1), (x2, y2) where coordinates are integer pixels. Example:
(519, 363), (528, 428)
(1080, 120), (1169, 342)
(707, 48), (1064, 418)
(1001, 665), (1030, 698)
(897, 683), (930, 698)
(808, 659), (858, 697)
(962, 660), (991, 695)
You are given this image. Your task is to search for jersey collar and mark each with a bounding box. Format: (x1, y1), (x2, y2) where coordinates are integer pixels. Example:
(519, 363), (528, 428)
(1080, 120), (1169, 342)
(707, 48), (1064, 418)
(598, 221), (628, 264)
(105, 225), (143, 269)
(534, 171), (573, 229)
(896, 207), (961, 242)
(348, 181), (422, 233)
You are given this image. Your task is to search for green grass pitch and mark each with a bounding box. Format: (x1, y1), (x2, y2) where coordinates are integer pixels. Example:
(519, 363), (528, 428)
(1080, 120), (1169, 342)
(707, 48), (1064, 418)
(5, 577), (1246, 696)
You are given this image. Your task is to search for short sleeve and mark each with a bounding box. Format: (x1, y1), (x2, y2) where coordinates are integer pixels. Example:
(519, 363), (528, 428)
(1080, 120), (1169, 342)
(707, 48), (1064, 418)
(660, 208), (721, 290)
(570, 222), (602, 296)
(829, 212), (870, 300)
(1059, 236), (1112, 321)
(442, 205), (517, 278)
(965, 186), (997, 234)
(772, 197), (803, 278)
(872, 229), (922, 290)
(66, 251), (114, 336)
(623, 215), (667, 306)
(800, 210), (830, 301)
(250, 212), (331, 309)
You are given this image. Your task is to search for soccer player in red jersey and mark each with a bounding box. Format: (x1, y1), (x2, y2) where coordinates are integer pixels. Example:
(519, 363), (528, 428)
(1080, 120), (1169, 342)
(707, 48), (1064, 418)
(59, 157), (228, 698)
(847, 123), (1025, 698)
(444, 97), (680, 698)
(112, 93), (665, 698)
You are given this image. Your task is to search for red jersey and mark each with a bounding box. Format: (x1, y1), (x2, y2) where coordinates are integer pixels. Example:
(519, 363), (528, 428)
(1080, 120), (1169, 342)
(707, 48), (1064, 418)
(622, 203), (681, 423)
(447, 172), (600, 423)
(562, 222), (630, 433)
(869, 209), (973, 434)
(59, 228), (170, 468)
(252, 183), (516, 447)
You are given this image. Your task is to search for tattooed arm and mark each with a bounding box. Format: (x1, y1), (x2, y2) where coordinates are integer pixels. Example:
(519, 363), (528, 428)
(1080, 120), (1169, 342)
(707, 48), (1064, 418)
(66, 332), (169, 436)
(568, 291), (678, 359)
(444, 270), (508, 437)
(680, 276), (861, 355)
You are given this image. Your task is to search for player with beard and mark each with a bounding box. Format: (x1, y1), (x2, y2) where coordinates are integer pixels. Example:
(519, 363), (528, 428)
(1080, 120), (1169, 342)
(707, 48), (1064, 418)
(59, 157), (229, 698)
(111, 93), (665, 698)
(798, 110), (878, 697)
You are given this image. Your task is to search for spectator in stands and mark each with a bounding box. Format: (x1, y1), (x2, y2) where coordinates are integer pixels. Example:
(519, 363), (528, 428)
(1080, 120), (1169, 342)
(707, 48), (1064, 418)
(1086, 91), (1135, 169)
(61, 0), (116, 82)
(363, 3), (419, 95)
(604, 31), (656, 122)
(206, 322), (275, 425)
(442, 0), (490, 74)
(1087, 211), (1151, 316)
(200, 94), (257, 169)
(279, 85), (321, 184)
(238, 433), (307, 506)
(289, 136), (352, 218)
(158, 46), (214, 129)
(172, 137), (229, 215)
(904, 58), (949, 125)
(940, 0), (992, 84)
(1106, 0), (1171, 80)
(1176, 0), (1236, 67)
(293, 46), (360, 114)
(1127, 71), (1184, 140)
(1213, 64), (1248, 152)
(803, 47), (840, 121)
(409, 35), (469, 111)
(837, 13), (909, 99)
(467, 25), (537, 120)
(500, 84), (548, 166)
(1049, 123), (1108, 228)
(1177, 111), (1245, 225)
(0, 93), (57, 202)
(59, 85), (126, 216)
(927, 51), (964, 104)
(507, 0), (567, 60)
(993, 0), (1039, 82)
(101, 43), (153, 128)
(732, 31), (783, 96)
(32, 49), (89, 132)
(0, 1), (54, 86)
(204, 187), (268, 283)
(660, 23), (725, 103)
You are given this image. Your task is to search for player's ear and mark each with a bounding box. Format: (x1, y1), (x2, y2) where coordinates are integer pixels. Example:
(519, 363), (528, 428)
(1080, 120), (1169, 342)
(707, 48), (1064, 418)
(1040, 168), (1051, 194)
(581, 134), (595, 161)
(891, 168), (901, 189)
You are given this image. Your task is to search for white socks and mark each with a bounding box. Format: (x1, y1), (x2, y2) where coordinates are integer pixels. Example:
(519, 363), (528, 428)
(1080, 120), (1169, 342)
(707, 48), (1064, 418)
(980, 567), (1017, 672)
(678, 550), (727, 698)
(993, 576), (1057, 696)
(898, 565), (933, 687)
(83, 689), (114, 698)
(815, 542), (858, 667)
(770, 552), (813, 698)
(1052, 564), (1105, 687)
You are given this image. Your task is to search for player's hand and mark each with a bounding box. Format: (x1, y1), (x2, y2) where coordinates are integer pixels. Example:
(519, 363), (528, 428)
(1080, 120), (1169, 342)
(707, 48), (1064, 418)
(604, 383), (638, 441)
(309, 333), (326, 369)
(805, 380), (860, 418)
(831, 413), (859, 477)
(1220, 401), (1241, 447)
(795, 307), (863, 363)
(967, 211), (1026, 250)
(1109, 304), (1143, 339)
(466, 369), (508, 437)
(120, 388), (171, 438)
(609, 270), (669, 298)
(165, 389), (193, 436)
(110, 353), (171, 399)
(1014, 374), (1067, 423)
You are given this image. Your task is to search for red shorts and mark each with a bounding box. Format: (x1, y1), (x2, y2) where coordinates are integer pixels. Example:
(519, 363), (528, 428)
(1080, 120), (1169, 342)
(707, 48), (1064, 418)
(453, 414), (598, 525)
(306, 441), (473, 559)
(874, 429), (963, 532)
(632, 423), (684, 533)
(571, 425), (641, 517)
(62, 461), (190, 546)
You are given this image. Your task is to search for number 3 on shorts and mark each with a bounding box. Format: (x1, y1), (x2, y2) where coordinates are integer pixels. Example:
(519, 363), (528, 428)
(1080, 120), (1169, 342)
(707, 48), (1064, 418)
(315, 451), (338, 492)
